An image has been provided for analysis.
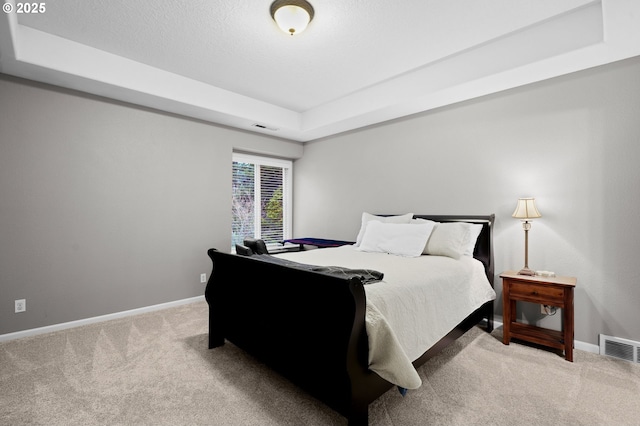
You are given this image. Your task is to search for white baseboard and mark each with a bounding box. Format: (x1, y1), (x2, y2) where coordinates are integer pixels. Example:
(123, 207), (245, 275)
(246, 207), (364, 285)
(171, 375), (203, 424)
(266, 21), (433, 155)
(575, 340), (600, 354)
(492, 319), (599, 354)
(0, 295), (205, 343)
(0, 303), (602, 355)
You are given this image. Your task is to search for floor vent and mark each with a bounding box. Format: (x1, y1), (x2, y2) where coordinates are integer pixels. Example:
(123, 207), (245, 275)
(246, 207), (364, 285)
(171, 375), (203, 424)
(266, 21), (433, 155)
(599, 334), (639, 363)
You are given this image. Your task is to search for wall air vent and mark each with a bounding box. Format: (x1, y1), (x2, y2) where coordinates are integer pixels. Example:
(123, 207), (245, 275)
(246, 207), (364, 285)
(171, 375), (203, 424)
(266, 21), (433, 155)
(599, 334), (639, 363)
(251, 123), (279, 131)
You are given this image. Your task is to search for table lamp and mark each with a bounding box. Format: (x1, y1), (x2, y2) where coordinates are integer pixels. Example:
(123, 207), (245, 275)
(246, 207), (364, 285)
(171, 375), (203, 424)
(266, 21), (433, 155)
(512, 197), (542, 276)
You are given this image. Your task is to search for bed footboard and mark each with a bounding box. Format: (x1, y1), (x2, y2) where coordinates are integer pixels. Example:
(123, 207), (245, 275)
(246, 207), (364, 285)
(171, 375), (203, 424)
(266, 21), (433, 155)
(206, 249), (372, 421)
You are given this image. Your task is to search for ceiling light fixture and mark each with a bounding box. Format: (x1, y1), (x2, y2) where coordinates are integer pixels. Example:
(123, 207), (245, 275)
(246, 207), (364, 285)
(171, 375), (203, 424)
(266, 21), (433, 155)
(270, 0), (315, 36)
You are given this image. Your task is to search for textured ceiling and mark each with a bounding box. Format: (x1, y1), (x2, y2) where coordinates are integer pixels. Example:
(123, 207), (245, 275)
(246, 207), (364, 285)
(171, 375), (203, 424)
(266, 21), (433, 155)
(1, 0), (639, 142)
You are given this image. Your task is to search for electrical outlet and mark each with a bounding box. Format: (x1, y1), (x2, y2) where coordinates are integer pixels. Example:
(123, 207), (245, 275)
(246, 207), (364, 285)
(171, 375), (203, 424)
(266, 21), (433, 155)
(15, 299), (26, 313)
(200, 273), (207, 283)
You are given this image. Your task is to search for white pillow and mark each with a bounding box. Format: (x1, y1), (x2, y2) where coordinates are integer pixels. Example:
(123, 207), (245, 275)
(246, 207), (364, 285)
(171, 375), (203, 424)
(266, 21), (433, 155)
(423, 222), (471, 259)
(358, 221), (435, 257)
(354, 212), (414, 247)
(464, 224), (483, 256)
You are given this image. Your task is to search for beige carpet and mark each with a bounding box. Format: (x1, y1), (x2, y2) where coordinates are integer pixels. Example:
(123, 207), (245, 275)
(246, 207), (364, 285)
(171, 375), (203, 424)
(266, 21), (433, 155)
(1, 301), (638, 425)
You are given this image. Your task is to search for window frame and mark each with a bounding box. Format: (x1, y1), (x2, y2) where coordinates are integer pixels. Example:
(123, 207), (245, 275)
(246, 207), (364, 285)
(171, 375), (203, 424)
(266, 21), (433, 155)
(232, 152), (292, 251)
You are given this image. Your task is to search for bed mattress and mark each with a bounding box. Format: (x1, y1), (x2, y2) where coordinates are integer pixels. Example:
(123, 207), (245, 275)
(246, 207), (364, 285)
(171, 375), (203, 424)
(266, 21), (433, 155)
(275, 245), (496, 389)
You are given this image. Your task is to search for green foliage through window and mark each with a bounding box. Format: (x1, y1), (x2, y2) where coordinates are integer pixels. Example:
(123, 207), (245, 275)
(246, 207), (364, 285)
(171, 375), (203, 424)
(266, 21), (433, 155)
(232, 154), (291, 249)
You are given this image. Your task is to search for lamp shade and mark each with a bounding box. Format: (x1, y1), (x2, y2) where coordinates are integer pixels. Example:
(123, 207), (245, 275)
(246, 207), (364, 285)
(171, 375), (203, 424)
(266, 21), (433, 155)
(512, 198), (542, 219)
(270, 0), (314, 35)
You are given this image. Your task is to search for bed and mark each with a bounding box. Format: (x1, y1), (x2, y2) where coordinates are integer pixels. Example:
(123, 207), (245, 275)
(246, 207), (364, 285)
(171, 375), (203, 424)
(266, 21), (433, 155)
(205, 214), (496, 425)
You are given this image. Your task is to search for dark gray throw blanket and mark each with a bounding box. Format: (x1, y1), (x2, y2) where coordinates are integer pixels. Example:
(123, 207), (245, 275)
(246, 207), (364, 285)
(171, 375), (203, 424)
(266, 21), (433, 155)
(239, 252), (384, 284)
(308, 265), (384, 284)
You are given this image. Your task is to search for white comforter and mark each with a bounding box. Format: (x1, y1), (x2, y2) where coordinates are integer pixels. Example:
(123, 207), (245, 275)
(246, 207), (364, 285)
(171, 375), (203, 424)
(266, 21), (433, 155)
(275, 245), (496, 389)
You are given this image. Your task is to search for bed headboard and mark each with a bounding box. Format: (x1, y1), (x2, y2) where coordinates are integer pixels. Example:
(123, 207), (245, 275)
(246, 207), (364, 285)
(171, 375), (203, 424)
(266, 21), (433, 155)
(411, 214), (495, 286)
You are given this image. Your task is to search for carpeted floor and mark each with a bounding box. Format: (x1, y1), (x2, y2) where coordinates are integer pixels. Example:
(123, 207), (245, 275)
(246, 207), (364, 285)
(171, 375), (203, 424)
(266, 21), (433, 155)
(1, 300), (638, 425)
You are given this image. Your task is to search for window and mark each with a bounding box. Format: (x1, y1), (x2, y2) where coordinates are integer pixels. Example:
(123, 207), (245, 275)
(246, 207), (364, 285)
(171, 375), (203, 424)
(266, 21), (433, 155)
(232, 153), (292, 250)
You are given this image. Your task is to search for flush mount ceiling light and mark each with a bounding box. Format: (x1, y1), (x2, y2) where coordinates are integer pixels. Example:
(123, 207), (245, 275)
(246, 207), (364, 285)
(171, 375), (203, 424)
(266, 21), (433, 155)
(270, 0), (315, 36)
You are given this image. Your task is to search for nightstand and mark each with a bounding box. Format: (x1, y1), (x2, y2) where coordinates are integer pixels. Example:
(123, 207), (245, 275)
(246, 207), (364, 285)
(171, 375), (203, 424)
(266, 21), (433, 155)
(500, 271), (577, 361)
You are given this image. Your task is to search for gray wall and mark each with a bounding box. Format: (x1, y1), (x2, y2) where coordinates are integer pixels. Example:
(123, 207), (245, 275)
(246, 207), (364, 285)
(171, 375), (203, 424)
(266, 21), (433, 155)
(292, 56), (640, 347)
(3, 55), (640, 347)
(0, 74), (302, 335)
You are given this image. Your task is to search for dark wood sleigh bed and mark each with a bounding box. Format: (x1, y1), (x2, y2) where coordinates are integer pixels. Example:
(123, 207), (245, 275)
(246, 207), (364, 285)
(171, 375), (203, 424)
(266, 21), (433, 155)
(205, 214), (495, 425)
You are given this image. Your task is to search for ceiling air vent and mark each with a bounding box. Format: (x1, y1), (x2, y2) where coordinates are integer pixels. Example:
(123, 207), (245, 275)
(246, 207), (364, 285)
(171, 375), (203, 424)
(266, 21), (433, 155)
(599, 334), (639, 363)
(251, 123), (279, 131)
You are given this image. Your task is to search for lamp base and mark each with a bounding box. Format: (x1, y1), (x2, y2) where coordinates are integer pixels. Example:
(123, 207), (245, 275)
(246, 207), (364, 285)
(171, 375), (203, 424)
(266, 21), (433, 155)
(517, 267), (536, 276)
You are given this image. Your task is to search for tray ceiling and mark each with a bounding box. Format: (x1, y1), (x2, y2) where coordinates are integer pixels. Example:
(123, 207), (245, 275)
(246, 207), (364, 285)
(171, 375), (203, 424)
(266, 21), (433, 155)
(1, 0), (639, 142)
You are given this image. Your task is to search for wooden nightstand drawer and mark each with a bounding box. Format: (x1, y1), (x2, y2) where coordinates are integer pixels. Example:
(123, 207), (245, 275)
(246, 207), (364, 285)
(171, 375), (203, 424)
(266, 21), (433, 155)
(509, 282), (565, 305)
